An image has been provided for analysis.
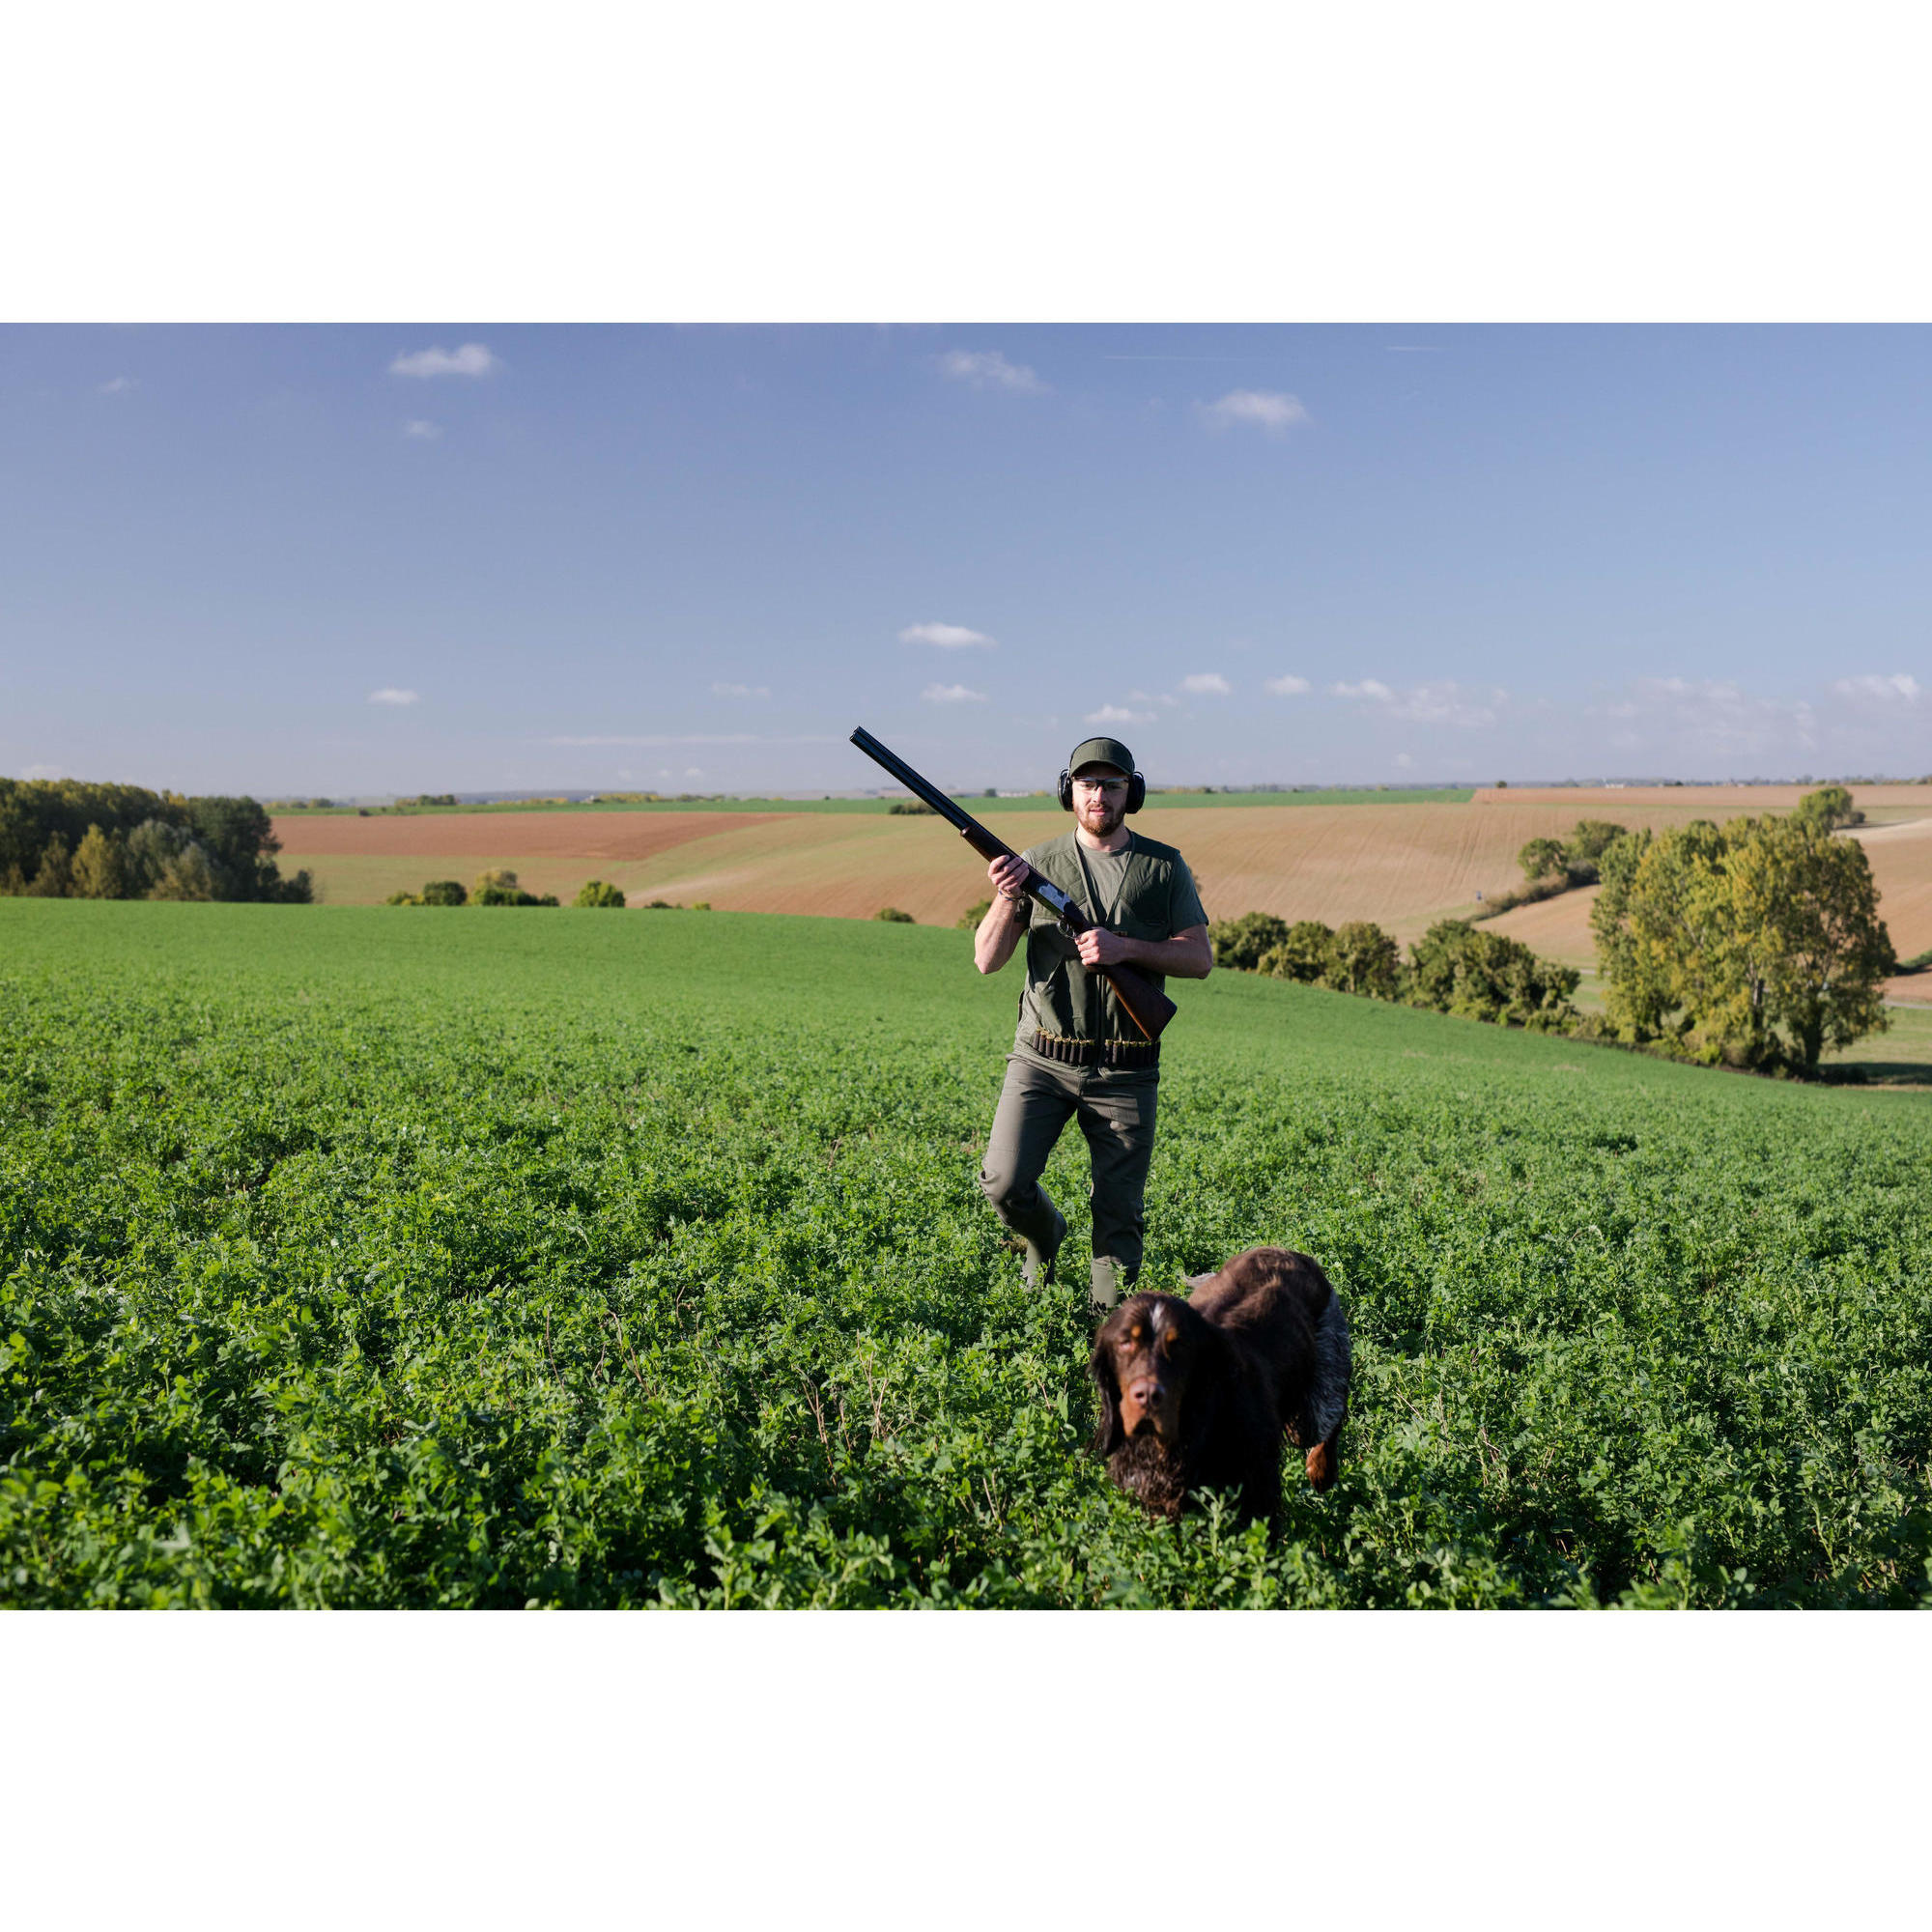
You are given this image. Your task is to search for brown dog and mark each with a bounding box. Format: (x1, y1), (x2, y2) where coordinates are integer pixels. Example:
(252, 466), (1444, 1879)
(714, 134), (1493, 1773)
(1090, 1247), (1350, 1525)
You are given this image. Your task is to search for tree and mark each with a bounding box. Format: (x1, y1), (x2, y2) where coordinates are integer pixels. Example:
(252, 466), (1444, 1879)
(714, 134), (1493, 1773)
(24, 832), (72, 896)
(874, 906), (915, 923)
(1518, 837), (1567, 883)
(422, 880), (468, 906)
(1791, 783), (1862, 833)
(574, 879), (627, 907)
(1719, 814), (1892, 1072)
(1592, 814), (1893, 1073)
(1562, 819), (1628, 882)
(70, 825), (128, 898)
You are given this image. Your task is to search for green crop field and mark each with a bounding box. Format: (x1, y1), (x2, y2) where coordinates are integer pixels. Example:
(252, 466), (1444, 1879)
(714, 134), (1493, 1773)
(4, 900), (1929, 1608)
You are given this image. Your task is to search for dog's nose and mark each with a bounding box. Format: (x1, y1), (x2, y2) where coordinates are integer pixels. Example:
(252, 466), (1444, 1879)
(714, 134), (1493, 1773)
(1128, 1378), (1162, 1411)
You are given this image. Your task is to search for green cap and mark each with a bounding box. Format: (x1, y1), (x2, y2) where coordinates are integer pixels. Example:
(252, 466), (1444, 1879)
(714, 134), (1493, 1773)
(1065, 735), (1136, 776)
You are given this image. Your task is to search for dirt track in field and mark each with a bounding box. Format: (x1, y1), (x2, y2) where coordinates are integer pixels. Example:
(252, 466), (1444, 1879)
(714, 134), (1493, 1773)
(276, 786), (1932, 986)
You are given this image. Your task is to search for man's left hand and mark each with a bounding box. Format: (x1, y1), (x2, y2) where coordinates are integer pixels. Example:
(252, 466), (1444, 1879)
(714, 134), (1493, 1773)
(1075, 927), (1129, 968)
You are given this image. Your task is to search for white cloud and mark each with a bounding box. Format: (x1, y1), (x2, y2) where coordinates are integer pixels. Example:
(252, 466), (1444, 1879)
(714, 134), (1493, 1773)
(712, 681), (770, 698)
(1328, 679), (1500, 726)
(1588, 677), (1818, 760)
(22, 762), (66, 780)
(685, 767), (703, 778)
(1086, 703), (1155, 726)
(1833, 672), (1921, 703)
(923, 683), (986, 704)
(97, 376), (135, 396)
(898, 621), (996, 649)
(388, 343), (500, 379)
(1203, 389), (1309, 433)
(1264, 674), (1312, 696)
(403, 418), (441, 440)
(1389, 682), (1501, 727)
(545, 732), (836, 747)
(1395, 753), (1415, 768)
(368, 688), (420, 706)
(937, 350), (1046, 394)
(1180, 672), (1232, 696)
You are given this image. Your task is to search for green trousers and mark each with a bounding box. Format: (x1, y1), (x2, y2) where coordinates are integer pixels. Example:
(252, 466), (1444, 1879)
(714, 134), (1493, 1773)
(979, 1050), (1160, 1308)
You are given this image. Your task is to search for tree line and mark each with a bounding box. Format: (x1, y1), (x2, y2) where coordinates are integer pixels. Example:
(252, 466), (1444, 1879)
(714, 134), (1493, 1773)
(1211, 786), (1895, 1079)
(0, 779), (312, 903)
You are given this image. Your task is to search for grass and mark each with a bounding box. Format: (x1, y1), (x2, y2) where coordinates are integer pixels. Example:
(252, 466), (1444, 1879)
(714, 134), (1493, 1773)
(4, 899), (1929, 1607)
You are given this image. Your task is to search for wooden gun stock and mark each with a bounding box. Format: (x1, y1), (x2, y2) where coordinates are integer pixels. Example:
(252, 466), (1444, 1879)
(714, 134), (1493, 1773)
(849, 726), (1179, 1042)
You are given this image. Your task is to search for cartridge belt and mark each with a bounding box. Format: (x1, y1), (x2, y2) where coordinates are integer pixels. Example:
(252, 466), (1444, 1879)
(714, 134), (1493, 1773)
(1031, 1029), (1160, 1069)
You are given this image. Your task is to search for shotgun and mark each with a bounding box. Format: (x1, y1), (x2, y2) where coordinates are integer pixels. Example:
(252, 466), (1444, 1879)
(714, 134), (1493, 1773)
(849, 725), (1179, 1042)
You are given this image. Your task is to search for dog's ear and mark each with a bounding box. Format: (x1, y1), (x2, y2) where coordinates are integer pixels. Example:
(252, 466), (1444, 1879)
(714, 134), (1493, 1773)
(1176, 1307), (1230, 1449)
(1089, 1324), (1125, 1458)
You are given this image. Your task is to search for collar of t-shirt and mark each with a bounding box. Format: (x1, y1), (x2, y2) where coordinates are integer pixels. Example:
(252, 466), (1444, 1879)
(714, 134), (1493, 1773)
(1073, 832), (1132, 928)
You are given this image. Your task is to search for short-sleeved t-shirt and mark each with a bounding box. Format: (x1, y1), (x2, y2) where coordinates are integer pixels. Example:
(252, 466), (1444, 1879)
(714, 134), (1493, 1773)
(1010, 829), (1208, 1054)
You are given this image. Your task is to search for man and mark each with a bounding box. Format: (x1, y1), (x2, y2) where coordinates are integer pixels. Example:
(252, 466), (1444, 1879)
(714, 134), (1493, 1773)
(973, 736), (1212, 1315)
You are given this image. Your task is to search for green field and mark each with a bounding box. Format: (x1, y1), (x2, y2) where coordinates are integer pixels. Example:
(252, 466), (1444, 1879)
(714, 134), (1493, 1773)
(4, 900), (1928, 1607)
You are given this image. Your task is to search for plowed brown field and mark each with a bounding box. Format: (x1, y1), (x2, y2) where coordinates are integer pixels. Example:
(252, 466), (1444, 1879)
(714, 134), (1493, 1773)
(277, 787), (1932, 992)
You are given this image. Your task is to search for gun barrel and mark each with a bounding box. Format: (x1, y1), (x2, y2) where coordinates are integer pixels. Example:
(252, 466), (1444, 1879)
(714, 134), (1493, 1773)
(849, 726), (1016, 860)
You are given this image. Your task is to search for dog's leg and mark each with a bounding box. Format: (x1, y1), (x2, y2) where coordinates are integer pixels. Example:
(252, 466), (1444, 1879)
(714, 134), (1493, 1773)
(1305, 1424), (1342, 1491)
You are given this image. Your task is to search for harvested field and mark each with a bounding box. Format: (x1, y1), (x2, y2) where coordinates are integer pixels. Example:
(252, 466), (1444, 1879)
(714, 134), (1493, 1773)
(1469, 783), (1932, 826)
(273, 809), (782, 863)
(276, 787), (1932, 966)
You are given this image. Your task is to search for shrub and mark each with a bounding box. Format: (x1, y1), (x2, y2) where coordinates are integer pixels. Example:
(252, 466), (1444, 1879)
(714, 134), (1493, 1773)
(422, 880), (468, 906)
(874, 906), (915, 923)
(888, 800), (936, 815)
(473, 868), (550, 907)
(1207, 911), (1290, 972)
(384, 891), (424, 906)
(1255, 920), (1335, 982)
(956, 899), (992, 930)
(1792, 783), (1862, 833)
(1406, 921), (1580, 1028)
(574, 880), (627, 908)
(1325, 921), (1403, 998)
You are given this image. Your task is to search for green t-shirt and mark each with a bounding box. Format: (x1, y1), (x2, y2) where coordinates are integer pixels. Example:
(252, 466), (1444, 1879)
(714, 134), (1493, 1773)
(1010, 829), (1208, 1053)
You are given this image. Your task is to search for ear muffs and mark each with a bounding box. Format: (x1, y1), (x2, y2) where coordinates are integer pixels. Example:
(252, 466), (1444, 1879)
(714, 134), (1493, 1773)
(1059, 771), (1147, 813)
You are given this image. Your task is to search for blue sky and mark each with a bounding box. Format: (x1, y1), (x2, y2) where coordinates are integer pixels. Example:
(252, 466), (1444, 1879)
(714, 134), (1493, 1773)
(4, 324), (1928, 796)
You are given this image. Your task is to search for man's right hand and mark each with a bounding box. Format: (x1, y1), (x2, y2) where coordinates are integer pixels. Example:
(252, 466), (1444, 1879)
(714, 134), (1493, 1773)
(986, 854), (1031, 905)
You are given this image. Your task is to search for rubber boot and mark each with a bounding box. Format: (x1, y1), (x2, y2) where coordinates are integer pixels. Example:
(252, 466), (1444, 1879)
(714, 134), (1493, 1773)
(1089, 1256), (1133, 1321)
(1022, 1205), (1067, 1291)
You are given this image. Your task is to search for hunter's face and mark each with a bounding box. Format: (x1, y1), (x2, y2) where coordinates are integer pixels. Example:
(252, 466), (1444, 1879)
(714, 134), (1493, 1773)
(1071, 767), (1128, 837)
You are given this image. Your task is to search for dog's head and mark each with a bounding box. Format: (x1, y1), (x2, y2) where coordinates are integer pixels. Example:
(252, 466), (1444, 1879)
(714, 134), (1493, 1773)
(1091, 1292), (1222, 1457)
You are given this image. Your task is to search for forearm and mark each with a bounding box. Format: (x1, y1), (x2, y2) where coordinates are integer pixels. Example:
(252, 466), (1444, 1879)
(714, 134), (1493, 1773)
(974, 894), (1028, 974)
(1118, 931), (1213, 980)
